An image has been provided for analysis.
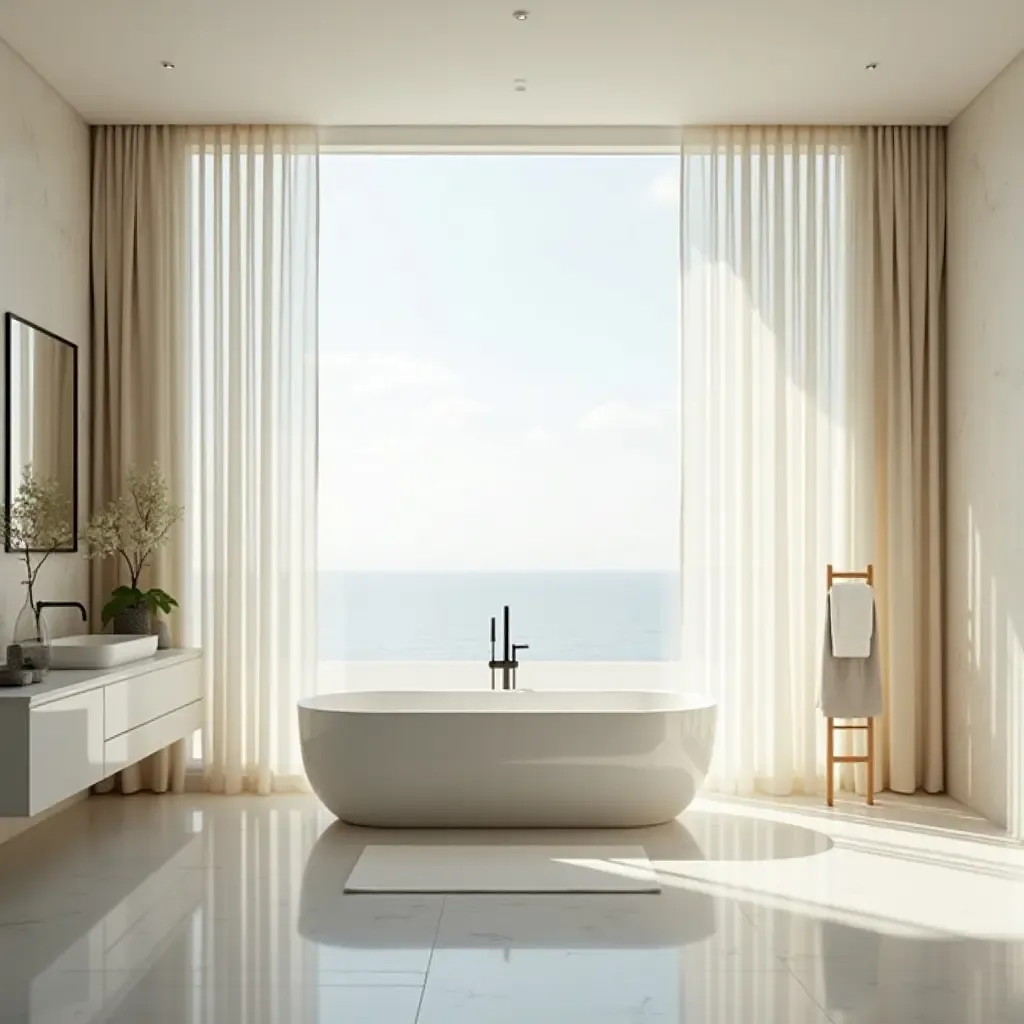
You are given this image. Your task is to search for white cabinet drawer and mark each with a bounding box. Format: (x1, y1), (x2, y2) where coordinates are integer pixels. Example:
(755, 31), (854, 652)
(29, 689), (105, 816)
(104, 659), (202, 739)
(0, 650), (202, 819)
(104, 700), (202, 776)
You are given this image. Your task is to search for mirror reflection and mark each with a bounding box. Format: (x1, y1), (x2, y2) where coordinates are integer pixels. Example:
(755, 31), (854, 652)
(5, 313), (78, 552)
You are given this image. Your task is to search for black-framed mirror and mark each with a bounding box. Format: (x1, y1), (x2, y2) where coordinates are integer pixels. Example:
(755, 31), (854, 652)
(4, 313), (79, 552)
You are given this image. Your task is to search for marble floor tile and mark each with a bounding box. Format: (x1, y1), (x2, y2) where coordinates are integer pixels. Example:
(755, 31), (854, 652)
(0, 792), (1019, 1022)
(416, 958), (830, 1024)
(789, 961), (1024, 1023)
(344, 843), (659, 893)
(5, 973), (427, 1024)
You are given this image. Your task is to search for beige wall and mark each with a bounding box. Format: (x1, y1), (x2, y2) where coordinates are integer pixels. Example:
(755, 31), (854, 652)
(947, 48), (1024, 837)
(0, 37), (91, 842)
(0, 37), (90, 639)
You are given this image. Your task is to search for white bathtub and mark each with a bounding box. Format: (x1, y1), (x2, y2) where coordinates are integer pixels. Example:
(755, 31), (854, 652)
(297, 690), (717, 828)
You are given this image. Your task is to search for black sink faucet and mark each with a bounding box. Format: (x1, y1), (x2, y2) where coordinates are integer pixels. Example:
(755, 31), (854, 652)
(488, 605), (528, 690)
(36, 601), (88, 634)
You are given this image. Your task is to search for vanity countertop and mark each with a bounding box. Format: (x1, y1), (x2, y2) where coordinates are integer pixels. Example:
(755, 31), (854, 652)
(0, 649), (202, 708)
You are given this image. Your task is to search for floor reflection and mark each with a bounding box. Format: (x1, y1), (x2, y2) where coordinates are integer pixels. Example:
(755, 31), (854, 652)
(0, 793), (1019, 1022)
(299, 818), (716, 950)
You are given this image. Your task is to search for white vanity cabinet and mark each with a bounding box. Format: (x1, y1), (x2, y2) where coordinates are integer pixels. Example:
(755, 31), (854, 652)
(0, 650), (202, 817)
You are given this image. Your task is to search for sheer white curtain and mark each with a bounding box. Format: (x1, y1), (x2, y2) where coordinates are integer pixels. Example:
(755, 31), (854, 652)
(680, 126), (874, 795)
(184, 126), (319, 794)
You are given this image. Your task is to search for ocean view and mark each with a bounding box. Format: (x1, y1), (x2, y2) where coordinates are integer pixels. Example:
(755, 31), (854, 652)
(318, 571), (681, 661)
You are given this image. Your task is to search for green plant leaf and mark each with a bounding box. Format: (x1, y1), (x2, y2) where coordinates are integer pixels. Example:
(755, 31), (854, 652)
(140, 588), (179, 616)
(100, 586), (145, 625)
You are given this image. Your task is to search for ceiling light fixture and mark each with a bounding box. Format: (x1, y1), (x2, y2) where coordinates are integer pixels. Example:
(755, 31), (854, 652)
(513, 10), (529, 20)
(513, 78), (528, 92)
(161, 60), (176, 70)
(864, 62), (879, 71)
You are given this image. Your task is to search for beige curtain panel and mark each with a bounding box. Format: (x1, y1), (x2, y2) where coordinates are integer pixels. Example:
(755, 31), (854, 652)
(90, 124), (320, 796)
(90, 124), (190, 794)
(856, 125), (946, 796)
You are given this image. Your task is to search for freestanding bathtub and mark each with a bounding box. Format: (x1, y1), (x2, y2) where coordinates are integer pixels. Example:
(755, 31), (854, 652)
(297, 690), (717, 828)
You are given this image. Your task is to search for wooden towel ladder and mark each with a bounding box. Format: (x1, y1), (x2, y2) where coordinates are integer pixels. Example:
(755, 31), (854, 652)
(825, 563), (875, 808)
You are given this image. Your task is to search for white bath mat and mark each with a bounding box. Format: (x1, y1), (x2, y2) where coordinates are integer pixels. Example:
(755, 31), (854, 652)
(344, 845), (660, 894)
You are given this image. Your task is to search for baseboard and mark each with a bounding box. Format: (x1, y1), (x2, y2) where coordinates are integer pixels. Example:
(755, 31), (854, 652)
(0, 790), (89, 846)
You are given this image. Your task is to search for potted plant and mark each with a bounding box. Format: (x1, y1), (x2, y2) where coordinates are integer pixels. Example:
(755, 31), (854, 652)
(83, 464), (183, 637)
(3, 466), (74, 667)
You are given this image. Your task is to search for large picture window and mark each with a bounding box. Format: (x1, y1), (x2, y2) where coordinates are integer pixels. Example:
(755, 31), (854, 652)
(318, 154), (680, 687)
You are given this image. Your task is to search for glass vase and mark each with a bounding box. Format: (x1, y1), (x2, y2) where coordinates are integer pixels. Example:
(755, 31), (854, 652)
(12, 594), (50, 679)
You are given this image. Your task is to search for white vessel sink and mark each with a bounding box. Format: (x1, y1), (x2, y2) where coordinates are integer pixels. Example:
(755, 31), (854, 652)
(48, 634), (159, 670)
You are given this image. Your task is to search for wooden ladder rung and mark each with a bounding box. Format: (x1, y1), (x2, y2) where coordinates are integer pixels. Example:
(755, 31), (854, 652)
(832, 755), (869, 764)
(832, 724), (869, 730)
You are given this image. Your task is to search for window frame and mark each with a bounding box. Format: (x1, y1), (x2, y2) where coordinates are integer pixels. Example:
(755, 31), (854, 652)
(318, 126), (680, 156)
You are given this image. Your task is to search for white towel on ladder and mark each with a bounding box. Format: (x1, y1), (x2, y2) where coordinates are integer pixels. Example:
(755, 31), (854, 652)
(818, 593), (883, 718)
(828, 580), (874, 658)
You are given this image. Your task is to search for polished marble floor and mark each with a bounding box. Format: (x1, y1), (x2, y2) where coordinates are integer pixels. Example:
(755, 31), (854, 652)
(0, 791), (1022, 1022)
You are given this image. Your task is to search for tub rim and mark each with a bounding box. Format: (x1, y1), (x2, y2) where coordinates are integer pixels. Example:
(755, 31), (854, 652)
(297, 689), (717, 715)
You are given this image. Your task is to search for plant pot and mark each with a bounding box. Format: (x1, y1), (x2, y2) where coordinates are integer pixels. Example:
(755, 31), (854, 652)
(113, 604), (151, 636)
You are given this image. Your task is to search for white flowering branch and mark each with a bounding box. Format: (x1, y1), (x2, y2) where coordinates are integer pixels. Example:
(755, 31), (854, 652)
(82, 464), (183, 590)
(3, 466), (74, 615)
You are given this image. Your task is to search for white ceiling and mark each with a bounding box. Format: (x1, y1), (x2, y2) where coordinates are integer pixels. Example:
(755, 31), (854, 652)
(1, 0), (1022, 127)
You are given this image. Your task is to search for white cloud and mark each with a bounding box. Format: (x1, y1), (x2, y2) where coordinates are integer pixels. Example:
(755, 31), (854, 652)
(423, 397), (487, 430)
(319, 350), (492, 447)
(577, 401), (666, 434)
(322, 352), (456, 397)
(523, 427), (554, 447)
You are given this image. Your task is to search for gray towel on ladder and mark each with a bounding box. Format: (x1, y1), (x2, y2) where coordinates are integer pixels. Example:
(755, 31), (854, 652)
(818, 593), (883, 718)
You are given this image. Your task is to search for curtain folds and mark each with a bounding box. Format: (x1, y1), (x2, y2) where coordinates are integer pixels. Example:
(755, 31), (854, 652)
(91, 124), (320, 796)
(681, 126), (868, 795)
(184, 126), (320, 794)
(92, 121), (938, 799)
(857, 126), (946, 795)
(679, 125), (945, 796)
(90, 125), (190, 794)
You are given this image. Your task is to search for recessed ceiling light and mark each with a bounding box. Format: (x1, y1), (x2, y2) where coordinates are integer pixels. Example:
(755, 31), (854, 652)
(513, 10), (529, 20)
(513, 78), (528, 92)
(161, 61), (176, 70)
(865, 62), (879, 71)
